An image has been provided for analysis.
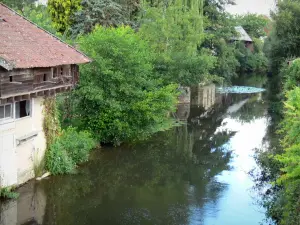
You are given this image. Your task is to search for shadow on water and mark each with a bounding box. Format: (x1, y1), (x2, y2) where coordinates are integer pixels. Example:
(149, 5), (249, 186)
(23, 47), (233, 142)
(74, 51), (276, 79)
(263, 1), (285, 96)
(0, 74), (270, 225)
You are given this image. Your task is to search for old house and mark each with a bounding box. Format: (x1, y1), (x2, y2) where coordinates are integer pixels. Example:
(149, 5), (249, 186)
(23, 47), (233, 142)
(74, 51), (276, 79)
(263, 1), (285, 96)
(0, 3), (90, 188)
(232, 26), (254, 51)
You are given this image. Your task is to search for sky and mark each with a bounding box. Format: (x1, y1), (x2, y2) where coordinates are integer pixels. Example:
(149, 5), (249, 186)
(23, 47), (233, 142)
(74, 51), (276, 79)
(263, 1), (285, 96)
(226, 0), (276, 16)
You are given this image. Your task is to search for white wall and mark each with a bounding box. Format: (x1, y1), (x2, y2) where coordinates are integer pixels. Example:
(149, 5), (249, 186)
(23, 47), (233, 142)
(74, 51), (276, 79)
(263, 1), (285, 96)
(0, 97), (47, 188)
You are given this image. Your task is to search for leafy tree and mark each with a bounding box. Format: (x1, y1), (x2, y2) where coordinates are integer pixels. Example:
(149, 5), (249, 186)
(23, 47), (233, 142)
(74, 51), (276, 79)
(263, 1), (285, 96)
(265, 0), (300, 74)
(0, 0), (35, 11)
(202, 1), (239, 82)
(139, 0), (219, 86)
(21, 4), (59, 35)
(48, 0), (82, 33)
(70, 0), (126, 37)
(235, 13), (269, 38)
(77, 26), (178, 145)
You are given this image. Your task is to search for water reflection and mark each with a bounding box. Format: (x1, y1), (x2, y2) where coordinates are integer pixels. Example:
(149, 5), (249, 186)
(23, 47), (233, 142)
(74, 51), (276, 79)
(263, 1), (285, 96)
(1, 80), (268, 225)
(0, 182), (46, 225)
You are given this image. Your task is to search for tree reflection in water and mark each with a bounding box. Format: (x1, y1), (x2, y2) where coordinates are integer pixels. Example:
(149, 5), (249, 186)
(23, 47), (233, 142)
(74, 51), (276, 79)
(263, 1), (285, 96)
(0, 81), (268, 225)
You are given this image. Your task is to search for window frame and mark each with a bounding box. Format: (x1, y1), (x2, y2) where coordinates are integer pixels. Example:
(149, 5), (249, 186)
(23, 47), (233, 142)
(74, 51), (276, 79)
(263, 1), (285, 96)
(14, 99), (32, 121)
(0, 103), (13, 121)
(0, 99), (33, 124)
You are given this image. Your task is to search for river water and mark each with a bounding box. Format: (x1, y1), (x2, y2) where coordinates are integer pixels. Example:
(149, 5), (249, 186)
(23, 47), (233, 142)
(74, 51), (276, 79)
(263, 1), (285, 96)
(0, 75), (270, 225)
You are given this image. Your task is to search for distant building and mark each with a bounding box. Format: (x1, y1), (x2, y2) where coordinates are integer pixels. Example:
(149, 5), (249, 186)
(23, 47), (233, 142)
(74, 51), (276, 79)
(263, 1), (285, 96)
(0, 3), (90, 188)
(36, 0), (47, 5)
(231, 26), (254, 51)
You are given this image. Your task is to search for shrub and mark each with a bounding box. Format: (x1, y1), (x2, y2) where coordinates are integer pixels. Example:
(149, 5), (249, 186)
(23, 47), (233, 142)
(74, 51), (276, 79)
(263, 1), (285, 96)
(46, 128), (96, 175)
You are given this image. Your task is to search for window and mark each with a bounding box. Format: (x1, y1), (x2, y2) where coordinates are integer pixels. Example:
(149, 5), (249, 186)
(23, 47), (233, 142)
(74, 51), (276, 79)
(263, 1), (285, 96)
(0, 104), (12, 120)
(53, 67), (57, 78)
(15, 100), (31, 119)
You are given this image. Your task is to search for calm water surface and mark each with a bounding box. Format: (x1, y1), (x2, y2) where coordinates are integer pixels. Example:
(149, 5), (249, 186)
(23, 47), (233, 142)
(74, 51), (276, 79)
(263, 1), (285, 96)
(0, 76), (270, 225)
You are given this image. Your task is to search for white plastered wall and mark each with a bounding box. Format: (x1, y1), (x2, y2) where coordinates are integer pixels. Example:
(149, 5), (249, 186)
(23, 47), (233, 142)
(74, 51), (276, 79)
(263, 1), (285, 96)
(0, 97), (47, 188)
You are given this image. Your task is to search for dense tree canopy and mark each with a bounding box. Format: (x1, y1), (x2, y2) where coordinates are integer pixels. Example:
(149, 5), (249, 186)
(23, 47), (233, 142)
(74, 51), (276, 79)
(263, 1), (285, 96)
(70, 0), (126, 37)
(77, 26), (178, 144)
(48, 0), (82, 33)
(235, 14), (269, 38)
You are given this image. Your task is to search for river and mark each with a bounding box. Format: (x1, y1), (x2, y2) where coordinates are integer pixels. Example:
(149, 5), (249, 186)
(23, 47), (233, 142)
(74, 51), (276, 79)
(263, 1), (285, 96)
(0, 75), (270, 225)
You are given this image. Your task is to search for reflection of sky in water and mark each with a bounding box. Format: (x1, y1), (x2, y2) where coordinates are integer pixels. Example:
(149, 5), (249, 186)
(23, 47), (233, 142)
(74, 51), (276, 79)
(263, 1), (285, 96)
(189, 107), (268, 225)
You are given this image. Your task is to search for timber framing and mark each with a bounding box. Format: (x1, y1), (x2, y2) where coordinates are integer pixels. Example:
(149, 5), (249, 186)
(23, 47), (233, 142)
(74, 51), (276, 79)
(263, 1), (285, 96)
(0, 64), (79, 104)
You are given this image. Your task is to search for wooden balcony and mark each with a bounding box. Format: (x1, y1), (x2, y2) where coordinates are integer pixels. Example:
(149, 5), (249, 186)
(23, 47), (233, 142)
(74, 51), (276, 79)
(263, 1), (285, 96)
(0, 65), (79, 104)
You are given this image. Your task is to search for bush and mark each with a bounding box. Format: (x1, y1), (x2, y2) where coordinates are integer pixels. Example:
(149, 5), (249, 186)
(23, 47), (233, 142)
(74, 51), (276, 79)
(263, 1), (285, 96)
(46, 128), (96, 175)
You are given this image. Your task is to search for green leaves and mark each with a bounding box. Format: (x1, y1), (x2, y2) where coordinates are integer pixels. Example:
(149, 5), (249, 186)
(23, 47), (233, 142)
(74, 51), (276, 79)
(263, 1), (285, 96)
(139, 0), (218, 86)
(46, 128), (96, 175)
(76, 26), (178, 145)
(235, 13), (269, 38)
(48, 0), (82, 33)
(70, 0), (126, 37)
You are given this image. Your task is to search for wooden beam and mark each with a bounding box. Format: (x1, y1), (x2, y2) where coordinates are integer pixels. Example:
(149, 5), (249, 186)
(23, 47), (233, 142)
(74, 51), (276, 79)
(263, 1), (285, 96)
(22, 94), (30, 100)
(30, 92), (38, 98)
(37, 91), (44, 97)
(0, 99), (7, 105)
(7, 97), (14, 103)
(14, 96), (21, 102)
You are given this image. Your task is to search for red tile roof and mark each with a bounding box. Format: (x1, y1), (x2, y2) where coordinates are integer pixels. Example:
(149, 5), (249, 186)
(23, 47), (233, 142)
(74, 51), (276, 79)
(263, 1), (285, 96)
(0, 3), (91, 70)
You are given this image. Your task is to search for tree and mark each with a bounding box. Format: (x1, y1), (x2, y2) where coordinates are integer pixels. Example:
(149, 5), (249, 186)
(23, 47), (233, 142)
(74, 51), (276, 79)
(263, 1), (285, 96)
(70, 0), (126, 37)
(21, 4), (59, 35)
(202, 0), (239, 82)
(265, 0), (300, 73)
(139, 0), (218, 86)
(48, 0), (82, 33)
(76, 26), (178, 145)
(0, 0), (35, 11)
(235, 13), (269, 38)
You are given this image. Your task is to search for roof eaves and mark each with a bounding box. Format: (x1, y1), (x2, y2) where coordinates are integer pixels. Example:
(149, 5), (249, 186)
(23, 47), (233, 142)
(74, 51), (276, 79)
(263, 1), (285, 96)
(0, 2), (92, 64)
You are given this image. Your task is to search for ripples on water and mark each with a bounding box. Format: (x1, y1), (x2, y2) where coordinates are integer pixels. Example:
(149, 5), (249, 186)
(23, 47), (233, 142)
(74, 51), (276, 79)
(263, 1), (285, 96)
(0, 76), (270, 225)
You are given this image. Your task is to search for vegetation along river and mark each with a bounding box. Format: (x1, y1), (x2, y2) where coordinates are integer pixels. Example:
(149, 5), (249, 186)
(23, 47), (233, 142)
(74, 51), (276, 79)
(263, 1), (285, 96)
(0, 75), (272, 225)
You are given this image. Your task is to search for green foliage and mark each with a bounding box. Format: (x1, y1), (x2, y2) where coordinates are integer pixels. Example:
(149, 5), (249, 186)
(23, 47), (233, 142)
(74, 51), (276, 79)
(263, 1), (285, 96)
(283, 59), (300, 92)
(139, 0), (218, 86)
(264, 0), (300, 74)
(235, 13), (269, 38)
(48, 0), (82, 33)
(274, 87), (300, 225)
(46, 128), (96, 175)
(236, 39), (268, 72)
(43, 97), (61, 149)
(212, 40), (240, 82)
(21, 4), (60, 36)
(70, 0), (126, 37)
(0, 187), (19, 200)
(77, 26), (178, 145)
(0, 0), (35, 10)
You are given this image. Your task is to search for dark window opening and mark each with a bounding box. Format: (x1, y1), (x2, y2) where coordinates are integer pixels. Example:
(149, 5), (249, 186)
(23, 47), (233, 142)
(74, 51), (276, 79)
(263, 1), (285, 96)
(43, 74), (47, 82)
(53, 68), (57, 78)
(60, 67), (63, 75)
(9, 76), (13, 82)
(15, 100), (31, 119)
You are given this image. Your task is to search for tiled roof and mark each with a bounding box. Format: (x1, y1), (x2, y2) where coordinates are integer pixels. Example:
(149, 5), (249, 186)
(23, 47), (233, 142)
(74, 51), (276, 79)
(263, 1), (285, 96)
(0, 3), (91, 70)
(232, 26), (253, 42)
